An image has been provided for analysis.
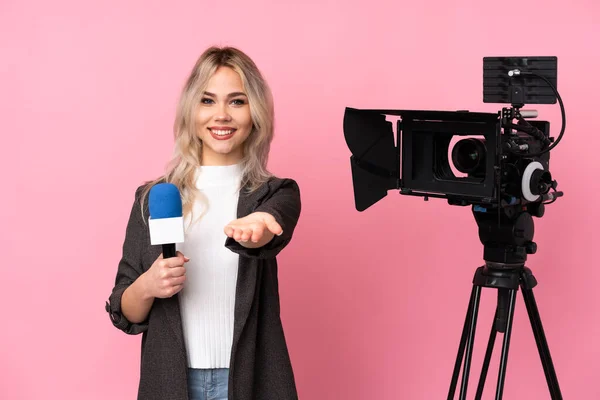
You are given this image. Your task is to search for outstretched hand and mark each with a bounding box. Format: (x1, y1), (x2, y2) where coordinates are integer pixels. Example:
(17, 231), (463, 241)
(224, 212), (282, 248)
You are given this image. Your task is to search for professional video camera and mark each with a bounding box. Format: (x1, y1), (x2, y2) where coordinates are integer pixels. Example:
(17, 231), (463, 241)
(343, 57), (566, 400)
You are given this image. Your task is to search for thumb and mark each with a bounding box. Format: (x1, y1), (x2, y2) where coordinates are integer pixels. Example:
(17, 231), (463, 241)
(264, 216), (283, 236)
(176, 251), (190, 262)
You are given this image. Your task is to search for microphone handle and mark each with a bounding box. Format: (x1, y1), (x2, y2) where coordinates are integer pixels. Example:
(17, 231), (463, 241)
(162, 243), (177, 258)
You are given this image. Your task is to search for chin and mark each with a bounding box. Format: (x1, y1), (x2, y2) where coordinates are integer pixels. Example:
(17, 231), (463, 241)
(208, 145), (237, 157)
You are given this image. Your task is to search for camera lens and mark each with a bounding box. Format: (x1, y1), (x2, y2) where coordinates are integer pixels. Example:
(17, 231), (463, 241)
(452, 138), (486, 175)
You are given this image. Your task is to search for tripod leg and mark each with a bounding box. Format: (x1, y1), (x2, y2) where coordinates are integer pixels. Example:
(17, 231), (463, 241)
(475, 315), (498, 400)
(476, 288), (509, 400)
(521, 286), (563, 399)
(459, 285), (482, 400)
(494, 288), (517, 400)
(448, 287), (476, 400)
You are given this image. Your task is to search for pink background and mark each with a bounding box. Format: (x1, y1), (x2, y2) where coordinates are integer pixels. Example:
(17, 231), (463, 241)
(2, 0), (599, 399)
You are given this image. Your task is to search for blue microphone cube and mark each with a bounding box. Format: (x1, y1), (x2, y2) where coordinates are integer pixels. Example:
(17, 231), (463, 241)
(148, 183), (185, 245)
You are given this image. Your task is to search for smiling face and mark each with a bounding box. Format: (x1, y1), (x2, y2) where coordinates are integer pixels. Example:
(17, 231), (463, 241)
(195, 66), (253, 166)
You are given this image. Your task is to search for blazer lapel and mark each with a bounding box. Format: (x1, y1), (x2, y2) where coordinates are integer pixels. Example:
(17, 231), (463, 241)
(231, 182), (268, 353)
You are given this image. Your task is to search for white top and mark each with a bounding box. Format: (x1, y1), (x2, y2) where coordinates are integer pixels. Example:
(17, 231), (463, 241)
(176, 163), (242, 369)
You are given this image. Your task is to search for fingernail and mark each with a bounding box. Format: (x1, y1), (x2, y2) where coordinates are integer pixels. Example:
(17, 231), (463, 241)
(277, 231), (283, 236)
(184, 257), (190, 262)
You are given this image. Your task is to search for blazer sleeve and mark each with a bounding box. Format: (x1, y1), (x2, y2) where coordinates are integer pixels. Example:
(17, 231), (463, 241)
(105, 186), (150, 335)
(225, 178), (301, 260)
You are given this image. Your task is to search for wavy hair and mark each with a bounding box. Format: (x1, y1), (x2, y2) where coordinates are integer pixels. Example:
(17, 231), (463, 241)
(140, 46), (275, 223)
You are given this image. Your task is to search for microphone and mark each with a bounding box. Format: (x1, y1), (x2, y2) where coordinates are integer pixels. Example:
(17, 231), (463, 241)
(148, 183), (185, 258)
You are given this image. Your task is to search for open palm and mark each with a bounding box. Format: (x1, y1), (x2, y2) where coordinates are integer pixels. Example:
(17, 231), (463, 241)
(224, 212), (282, 243)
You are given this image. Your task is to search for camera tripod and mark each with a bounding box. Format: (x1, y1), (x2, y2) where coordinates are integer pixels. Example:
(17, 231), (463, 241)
(447, 207), (563, 400)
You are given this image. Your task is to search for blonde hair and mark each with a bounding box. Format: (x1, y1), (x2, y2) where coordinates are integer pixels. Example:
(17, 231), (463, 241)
(140, 46), (275, 222)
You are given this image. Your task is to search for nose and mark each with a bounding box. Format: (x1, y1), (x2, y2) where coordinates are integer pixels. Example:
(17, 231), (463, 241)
(214, 103), (232, 122)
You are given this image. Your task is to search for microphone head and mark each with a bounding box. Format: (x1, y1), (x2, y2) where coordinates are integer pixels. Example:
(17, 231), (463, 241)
(149, 183), (183, 219)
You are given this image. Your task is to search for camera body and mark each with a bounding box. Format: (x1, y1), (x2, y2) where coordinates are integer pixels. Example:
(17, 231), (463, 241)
(344, 56), (562, 215)
(344, 107), (557, 213)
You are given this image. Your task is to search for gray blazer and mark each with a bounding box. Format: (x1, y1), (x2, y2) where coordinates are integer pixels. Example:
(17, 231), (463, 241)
(105, 177), (302, 400)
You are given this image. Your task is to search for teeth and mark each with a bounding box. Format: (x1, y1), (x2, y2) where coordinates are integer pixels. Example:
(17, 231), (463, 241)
(211, 129), (234, 136)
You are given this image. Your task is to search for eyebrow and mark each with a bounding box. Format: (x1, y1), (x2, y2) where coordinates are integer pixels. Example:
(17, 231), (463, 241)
(203, 91), (247, 98)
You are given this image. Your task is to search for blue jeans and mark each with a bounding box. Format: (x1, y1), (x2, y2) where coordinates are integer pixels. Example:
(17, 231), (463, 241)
(187, 368), (229, 400)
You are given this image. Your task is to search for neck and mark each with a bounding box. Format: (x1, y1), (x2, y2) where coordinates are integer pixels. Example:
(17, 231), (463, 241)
(201, 149), (244, 166)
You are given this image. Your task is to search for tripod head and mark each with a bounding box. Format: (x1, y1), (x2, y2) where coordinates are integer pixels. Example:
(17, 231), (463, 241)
(472, 203), (541, 268)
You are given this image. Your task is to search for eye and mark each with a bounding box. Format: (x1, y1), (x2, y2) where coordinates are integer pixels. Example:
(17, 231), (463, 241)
(231, 98), (246, 106)
(200, 97), (214, 104)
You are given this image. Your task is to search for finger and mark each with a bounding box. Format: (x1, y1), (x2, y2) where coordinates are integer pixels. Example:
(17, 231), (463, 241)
(224, 225), (235, 237)
(165, 255), (186, 268)
(165, 284), (184, 297)
(238, 227), (253, 242)
(172, 284), (184, 295)
(233, 228), (245, 242)
(233, 228), (242, 241)
(170, 275), (186, 286)
(168, 266), (186, 278)
(251, 225), (265, 243)
(240, 228), (254, 242)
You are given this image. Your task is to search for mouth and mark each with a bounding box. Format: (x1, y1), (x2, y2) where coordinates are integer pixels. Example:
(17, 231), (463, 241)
(208, 127), (236, 140)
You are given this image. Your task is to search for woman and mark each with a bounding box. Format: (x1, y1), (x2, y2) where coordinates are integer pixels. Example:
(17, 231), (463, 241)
(105, 46), (301, 400)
